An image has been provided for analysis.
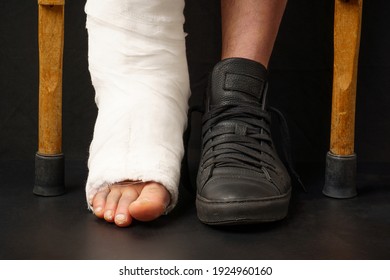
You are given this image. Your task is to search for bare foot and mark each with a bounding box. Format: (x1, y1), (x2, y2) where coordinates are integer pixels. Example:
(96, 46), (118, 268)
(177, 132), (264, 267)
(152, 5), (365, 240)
(91, 181), (170, 227)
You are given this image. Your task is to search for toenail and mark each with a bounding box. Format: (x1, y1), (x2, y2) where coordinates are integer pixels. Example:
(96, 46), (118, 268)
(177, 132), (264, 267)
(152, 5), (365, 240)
(94, 207), (102, 214)
(104, 211), (113, 221)
(138, 198), (151, 204)
(115, 214), (126, 223)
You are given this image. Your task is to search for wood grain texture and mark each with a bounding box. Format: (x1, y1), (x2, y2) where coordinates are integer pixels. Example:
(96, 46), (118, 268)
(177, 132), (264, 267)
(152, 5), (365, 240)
(38, 0), (65, 5)
(38, 3), (64, 155)
(330, 0), (363, 156)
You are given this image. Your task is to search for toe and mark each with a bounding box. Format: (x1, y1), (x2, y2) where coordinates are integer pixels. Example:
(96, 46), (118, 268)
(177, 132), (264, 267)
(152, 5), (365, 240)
(129, 182), (170, 222)
(114, 188), (139, 227)
(103, 187), (122, 223)
(92, 188), (110, 218)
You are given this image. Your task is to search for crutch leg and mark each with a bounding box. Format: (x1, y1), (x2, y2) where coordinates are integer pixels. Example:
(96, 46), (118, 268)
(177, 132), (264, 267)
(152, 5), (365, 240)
(34, 0), (65, 196)
(323, 0), (363, 198)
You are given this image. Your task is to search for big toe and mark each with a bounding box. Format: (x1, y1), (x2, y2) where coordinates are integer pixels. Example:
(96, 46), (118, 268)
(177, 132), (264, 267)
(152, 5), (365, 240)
(129, 182), (170, 222)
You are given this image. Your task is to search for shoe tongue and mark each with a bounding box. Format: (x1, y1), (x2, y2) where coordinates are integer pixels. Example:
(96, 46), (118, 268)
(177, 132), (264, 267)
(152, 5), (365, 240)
(209, 58), (268, 106)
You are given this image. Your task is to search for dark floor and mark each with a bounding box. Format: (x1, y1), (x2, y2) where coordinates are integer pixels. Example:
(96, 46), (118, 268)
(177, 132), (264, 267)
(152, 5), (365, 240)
(0, 160), (389, 260)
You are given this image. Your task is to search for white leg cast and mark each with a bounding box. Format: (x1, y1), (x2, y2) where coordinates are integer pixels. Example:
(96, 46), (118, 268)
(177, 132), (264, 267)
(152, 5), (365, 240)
(85, 0), (190, 213)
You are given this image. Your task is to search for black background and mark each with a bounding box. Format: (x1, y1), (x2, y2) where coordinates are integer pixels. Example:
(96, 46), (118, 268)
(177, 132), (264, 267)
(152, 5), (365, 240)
(1, 1), (390, 261)
(1, 0), (390, 166)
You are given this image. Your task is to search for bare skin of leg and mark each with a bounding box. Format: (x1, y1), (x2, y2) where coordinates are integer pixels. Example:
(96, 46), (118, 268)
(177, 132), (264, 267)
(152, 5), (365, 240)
(221, 0), (287, 67)
(91, 0), (287, 227)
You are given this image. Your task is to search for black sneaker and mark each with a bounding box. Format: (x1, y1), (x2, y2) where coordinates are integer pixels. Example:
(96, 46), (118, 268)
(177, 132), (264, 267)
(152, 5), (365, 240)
(196, 58), (292, 225)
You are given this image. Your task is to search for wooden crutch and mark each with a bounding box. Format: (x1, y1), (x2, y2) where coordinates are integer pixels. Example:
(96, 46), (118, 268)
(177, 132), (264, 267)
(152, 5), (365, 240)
(34, 0), (66, 196)
(323, 0), (363, 198)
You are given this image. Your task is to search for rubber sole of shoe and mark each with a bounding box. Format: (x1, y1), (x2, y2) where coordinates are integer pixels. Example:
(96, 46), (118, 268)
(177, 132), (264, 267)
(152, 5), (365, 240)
(196, 189), (291, 225)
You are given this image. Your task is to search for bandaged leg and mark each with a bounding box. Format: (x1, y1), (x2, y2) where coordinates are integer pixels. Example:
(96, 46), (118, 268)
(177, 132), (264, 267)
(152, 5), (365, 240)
(85, 0), (190, 213)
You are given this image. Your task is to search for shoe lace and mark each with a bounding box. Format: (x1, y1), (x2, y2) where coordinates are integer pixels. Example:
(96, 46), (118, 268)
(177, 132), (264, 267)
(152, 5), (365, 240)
(200, 103), (276, 175)
(181, 104), (306, 193)
(269, 106), (306, 191)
